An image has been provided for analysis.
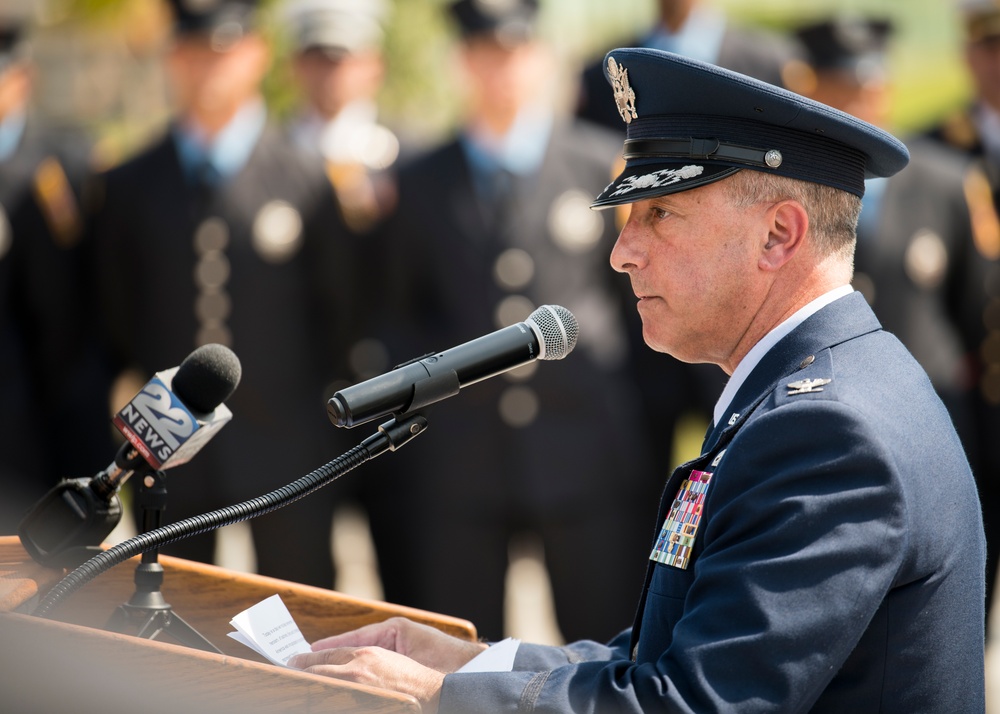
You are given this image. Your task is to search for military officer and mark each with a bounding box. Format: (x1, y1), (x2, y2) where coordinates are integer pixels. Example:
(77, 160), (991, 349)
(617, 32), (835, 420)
(923, 0), (1000, 622)
(88, 0), (360, 587)
(366, 0), (658, 644)
(290, 48), (984, 714)
(575, 0), (804, 478)
(0, 11), (109, 533)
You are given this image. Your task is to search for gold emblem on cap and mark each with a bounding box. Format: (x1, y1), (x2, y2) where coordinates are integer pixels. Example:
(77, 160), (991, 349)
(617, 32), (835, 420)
(608, 57), (637, 125)
(786, 378), (831, 395)
(764, 150), (783, 168)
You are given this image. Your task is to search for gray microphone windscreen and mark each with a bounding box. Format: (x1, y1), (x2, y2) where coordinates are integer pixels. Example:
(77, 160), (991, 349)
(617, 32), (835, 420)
(526, 305), (578, 361)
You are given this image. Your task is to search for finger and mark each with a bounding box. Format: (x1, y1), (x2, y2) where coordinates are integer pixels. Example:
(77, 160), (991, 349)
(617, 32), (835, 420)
(310, 622), (397, 652)
(288, 647), (357, 670)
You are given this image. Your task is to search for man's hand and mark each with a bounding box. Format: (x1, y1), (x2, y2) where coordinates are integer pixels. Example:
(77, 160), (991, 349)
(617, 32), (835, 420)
(289, 645), (446, 713)
(303, 616), (488, 672)
(287, 617), (490, 713)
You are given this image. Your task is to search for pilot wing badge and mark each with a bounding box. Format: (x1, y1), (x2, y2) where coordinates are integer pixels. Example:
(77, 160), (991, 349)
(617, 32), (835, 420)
(650, 469), (714, 570)
(786, 378), (832, 395)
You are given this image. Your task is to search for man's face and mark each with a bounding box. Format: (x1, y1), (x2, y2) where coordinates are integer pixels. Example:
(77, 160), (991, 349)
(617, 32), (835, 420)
(807, 71), (890, 127)
(459, 36), (548, 117)
(165, 33), (270, 118)
(610, 178), (771, 369)
(292, 48), (383, 119)
(966, 36), (1000, 113)
(0, 62), (30, 119)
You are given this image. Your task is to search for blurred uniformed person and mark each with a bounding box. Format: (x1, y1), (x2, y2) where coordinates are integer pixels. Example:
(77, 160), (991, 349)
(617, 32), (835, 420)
(791, 17), (985, 457)
(0, 10), (109, 533)
(88, 0), (359, 587)
(369, 0), (657, 643)
(923, 0), (1000, 621)
(284, 0), (398, 235)
(576, 0), (802, 131)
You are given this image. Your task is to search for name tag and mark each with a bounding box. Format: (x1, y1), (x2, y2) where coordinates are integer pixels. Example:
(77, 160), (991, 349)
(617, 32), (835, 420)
(649, 469), (714, 570)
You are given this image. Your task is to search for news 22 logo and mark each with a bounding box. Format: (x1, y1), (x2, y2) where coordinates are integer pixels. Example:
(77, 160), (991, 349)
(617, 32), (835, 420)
(113, 376), (197, 470)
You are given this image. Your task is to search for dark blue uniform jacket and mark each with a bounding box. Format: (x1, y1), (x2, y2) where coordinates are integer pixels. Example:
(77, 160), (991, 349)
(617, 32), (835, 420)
(440, 291), (986, 713)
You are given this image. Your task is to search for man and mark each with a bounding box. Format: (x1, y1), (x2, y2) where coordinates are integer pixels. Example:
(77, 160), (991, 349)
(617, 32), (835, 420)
(281, 0), (401, 595)
(923, 0), (1000, 622)
(289, 48), (986, 713)
(0, 10), (109, 533)
(284, 0), (398, 235)
(365, 0), (657, 644)
(88, 0), (358, 586)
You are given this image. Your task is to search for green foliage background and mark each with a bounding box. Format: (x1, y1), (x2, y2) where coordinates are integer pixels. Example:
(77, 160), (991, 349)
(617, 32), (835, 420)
(50, 0), (970, 153)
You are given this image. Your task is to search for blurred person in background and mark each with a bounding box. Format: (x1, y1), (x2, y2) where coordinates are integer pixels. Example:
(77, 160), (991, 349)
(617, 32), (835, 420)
(87, 0), (361, 587)
(281, 0), (403, 594)
(923, 0), (1000, 626)
(365, 0), (658, 644)
(284, 0), (399, 236)
(0, 7), (110, 533)
(790, 15), (986, 496)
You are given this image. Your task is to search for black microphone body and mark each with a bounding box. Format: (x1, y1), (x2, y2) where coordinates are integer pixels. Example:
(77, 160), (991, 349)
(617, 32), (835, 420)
(17, 344), (242, 567)
(329, 305), (578, 428)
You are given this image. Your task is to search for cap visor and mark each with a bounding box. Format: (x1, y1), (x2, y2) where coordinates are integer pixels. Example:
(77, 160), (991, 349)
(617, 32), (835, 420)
(591, 161), (739, 209)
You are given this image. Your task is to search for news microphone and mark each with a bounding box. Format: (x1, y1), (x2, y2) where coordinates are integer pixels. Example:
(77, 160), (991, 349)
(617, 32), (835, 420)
(328, 304), (578, 428)
(18, 344), (242, 567)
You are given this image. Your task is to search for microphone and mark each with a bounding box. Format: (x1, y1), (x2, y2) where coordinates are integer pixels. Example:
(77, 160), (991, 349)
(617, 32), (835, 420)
(328, 304), (578, 428)
(18, 344), (242, 567)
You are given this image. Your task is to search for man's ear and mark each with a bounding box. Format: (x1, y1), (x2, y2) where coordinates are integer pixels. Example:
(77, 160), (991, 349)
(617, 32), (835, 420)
(759, 200), (808, 271)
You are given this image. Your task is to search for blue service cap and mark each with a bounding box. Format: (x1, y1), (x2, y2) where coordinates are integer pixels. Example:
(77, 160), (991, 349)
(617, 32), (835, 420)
(591, 47), (910, 208)
(167, 0), (258, 50)
(448, 0), (539, 45)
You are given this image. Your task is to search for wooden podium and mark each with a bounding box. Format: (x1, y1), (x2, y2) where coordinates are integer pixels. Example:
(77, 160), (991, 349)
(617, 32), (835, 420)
(0, 535), (477, 713)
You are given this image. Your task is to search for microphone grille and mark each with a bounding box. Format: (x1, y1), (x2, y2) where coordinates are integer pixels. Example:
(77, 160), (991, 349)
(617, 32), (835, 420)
(172, 343), (242, 413)
(527, 305), (578, 361)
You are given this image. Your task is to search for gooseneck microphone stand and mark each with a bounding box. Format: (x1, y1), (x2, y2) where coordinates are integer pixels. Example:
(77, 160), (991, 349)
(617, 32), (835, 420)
(34, 414), (429, 649)
(105, 464), (220, 652)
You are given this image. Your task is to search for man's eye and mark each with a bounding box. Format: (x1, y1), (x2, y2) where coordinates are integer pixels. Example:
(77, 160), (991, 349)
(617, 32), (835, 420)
(652, 207), (670, 220)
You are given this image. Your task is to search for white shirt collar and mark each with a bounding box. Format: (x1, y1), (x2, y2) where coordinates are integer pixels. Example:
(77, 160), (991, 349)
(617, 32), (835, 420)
(712, 285), (854, 427)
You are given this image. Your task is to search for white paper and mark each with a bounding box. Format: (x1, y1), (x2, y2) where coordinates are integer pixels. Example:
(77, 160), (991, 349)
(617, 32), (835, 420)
(456, 637), (521, 673)
(227, 593), (312, 667)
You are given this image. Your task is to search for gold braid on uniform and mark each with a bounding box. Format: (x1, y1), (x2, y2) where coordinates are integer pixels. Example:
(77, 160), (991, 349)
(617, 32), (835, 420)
(33, 156), (82, 249)
(963, 164), (1000, 406)
(325, 161), (380, 234)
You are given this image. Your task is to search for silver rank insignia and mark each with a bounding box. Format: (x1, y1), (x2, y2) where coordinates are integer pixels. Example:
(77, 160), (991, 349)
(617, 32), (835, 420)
(786, 378), (832, 395)
(608, 57), (637, 124)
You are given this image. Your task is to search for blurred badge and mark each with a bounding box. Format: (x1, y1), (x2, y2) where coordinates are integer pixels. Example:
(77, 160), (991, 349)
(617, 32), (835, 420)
(650, 469), (713, 570)
(548, 189), (603, 253)
(252, 200), (303, 263)
(904, 229), (947, 290)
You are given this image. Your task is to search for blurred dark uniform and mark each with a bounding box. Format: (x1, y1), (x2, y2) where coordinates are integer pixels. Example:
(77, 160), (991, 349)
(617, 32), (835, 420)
(574, 1), (803, 475)
(88, 0), (359, 587)
(0, 17), (109, 533)
(922, 1), (1000, 618)
(368, 0), (656, 643)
